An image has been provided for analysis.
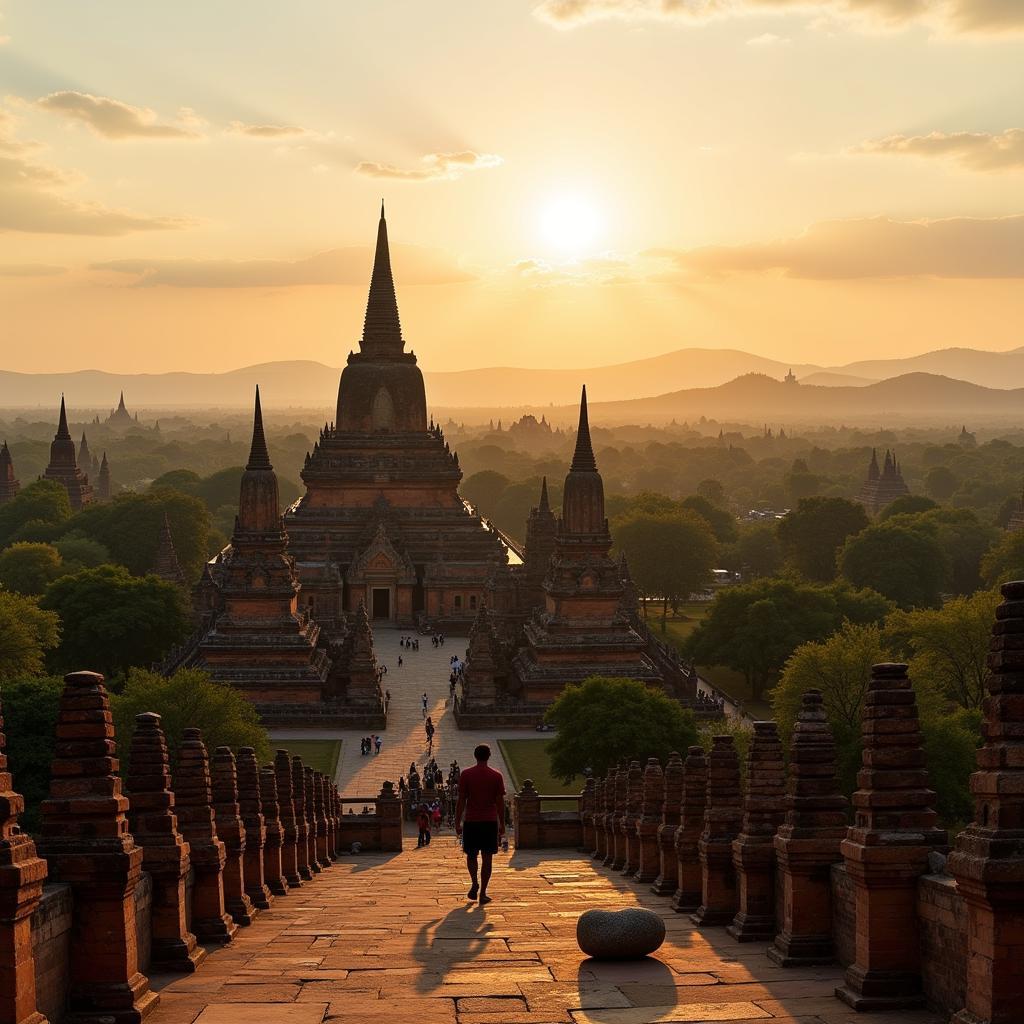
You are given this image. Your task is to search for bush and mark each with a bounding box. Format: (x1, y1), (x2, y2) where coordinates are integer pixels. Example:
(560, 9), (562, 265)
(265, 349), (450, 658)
(0, 542), (64, 595)
(0, 591), (61, 678)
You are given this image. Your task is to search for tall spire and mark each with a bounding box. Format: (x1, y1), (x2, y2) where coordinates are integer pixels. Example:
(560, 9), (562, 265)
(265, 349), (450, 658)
(360, 201), (403, 354)
(246, 386), (272, 471)
(56, 394), (71, 440)
(570, 385), (597, 472)
(539, 475), (550, 513)
(118, 390), (127, 412)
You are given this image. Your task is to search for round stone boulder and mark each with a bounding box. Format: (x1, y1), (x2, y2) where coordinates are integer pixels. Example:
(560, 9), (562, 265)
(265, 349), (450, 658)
(576, 907), (666, 960)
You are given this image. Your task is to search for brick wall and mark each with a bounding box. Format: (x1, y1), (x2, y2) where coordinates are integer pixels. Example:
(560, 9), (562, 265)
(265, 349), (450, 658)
(917, 874), (967, 1017)
(830, 863), (856, 968)
(32, 883), (72, 1023)
(133, 871), (153, 973)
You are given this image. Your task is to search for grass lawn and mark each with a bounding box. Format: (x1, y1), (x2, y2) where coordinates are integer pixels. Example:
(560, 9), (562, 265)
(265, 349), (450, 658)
(498, 738), (580, 806)
(273, 739), (342, 779)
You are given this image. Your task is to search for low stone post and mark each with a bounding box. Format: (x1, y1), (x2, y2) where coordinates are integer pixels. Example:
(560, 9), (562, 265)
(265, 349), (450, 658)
(175, 729), (236, 944)
(608, 766), (628, 870)
(323, 777), (337, 859)
(769, 690), (849, 966)
(672, 745), (707, 913)
(38, 671), (158, 1021)
(125, 712), (204, 972)
(620, 761), (643, 876)
(331, 783), (342, 856)
(580, 776), (597, 853)
(274, 750), (301, 888)
(212, 747), (254, 926)
(312, 771), (330, 866)
(377, 781), (403, 852)
(602, 767), (622, 866)
(728, 721), (786, 941)
(0, 695), (49, 1024)
(258, 765), (288, 896)
(652, 752), (683, 896)
(514, 780), (541, 849)
(948, 580), (1024, 1024)
(291, 757), (313, 879)
(691, 735), (743, 926)
(835, 663), (947, 1011)
(237, 748), (271, 910)
(592, 776), (607, 860)
(635, 758), (663, 883)
(303, 766), (323, 873)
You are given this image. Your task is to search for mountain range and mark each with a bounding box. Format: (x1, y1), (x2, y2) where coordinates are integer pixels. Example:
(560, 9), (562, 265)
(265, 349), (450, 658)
(3, 344), (1024, 411)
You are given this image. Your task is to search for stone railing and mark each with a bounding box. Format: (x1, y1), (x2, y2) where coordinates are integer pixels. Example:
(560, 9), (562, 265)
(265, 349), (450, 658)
(0, 670), (401, 1024)
(512, 781), (583, 848)
(508, 578), (1024, 1024)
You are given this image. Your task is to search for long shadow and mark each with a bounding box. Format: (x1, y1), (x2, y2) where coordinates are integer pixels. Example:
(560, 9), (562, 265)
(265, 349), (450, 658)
(411, 901), (496, 993)
(576, 958), (677, 1022)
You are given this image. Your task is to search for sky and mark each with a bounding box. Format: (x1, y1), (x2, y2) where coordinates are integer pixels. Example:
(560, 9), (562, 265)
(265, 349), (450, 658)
(1, 0), (1023, 375)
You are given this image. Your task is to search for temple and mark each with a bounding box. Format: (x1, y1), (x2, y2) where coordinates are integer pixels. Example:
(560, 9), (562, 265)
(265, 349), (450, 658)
(856, 447), (909, 516)
(108, 390), (136, 426)
(0, 440), (19, 505)
(42, 396), (93, 510)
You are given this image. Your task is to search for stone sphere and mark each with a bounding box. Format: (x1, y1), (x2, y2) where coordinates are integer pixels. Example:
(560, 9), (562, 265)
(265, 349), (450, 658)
(576, 907), (666, 960)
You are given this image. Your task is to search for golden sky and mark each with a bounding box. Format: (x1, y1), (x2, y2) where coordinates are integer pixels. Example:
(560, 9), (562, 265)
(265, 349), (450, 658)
(2, 0), (1023, 374)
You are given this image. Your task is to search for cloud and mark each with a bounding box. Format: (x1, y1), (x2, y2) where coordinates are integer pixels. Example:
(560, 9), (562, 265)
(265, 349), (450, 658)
(532, 0), (1024, 34)
(355, 150), (503, 182)
(0, 263), (66, 276)
(90, 244), (475, 288)
(746, 31), (790, 43)
(856, 129), (1024, 171)
(511, 254), (637, 286)
(227, 121), (311, 138)
(653, 214), (1024, 279)
(36, 91), (203, 139)
(0, 112), (192, 235)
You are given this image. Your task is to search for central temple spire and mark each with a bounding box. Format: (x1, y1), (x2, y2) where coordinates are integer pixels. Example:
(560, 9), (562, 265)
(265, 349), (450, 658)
(360, 201), (403, 355)
(570, 385), (597, 472)
(246, 385), (272, 471)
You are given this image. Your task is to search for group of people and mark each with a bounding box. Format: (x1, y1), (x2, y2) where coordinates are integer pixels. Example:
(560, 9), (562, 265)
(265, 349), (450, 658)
(430, 633), (446, 648)
(695, 689), (726, 713)
(375, 665), (388, 684)
(399, 635), (420, 651)
(359, 734), (382, 755)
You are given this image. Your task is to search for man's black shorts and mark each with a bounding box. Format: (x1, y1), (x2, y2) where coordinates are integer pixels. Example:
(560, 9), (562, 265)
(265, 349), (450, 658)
(463, 820), (499, 856)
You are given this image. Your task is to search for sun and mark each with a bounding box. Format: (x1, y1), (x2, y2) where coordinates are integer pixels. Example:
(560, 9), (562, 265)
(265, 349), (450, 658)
(539, 193), (605, 254)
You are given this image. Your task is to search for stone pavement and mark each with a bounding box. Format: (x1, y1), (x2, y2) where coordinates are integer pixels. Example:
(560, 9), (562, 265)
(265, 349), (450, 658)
(273, 627), (534, 798)
(144, 836), (943, 1024)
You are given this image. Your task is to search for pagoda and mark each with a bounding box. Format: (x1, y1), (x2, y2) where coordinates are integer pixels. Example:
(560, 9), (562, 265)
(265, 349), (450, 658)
(522, 476), (557, 611)
(282, 204), (508, 630)
(153, 512), (186, 585)
(78, 432), (92, 471)
(195, 387), (330, 706)
(97, 451), (112, 501)
(42, 396), (92, 510)
(510, 387), (662, 703)
(108, 390), (134, 426)
(0, 441), (19, 505)
(856, 448), (909, 516)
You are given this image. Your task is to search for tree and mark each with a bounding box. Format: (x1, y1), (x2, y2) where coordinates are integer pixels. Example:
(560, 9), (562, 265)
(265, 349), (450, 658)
(0, 591), (61, 678)
(0, 542), (64, 595)
(922, 707), (982, 827)
(111, 667), (271, 766)
(696, 479), (725, 506)
(838, 520), (948, 609)
(773, 621), (888, 794)
(925, 466), (959, 502)
(40, 565), (190, 679)
(66, 490), (210, 580)
(0, 675), (63, 833)
(721, 522), (783, 579)
(544, 676), (698, 781)
(885, 589), (999, 710)
(55, 532), (112, 571)
(461, 470), (511, 513)
(777, 496), (869, 582)
(982, 529), (1024, 586)
(686, 578), (890, 700)
(878, 495), (938, 521)
(784, 459), (821, 504)
(0, 480), (70, 548)
(915, 508), (998, 595)
(613, 511), (718, 629)
(681, 495), (737, 544)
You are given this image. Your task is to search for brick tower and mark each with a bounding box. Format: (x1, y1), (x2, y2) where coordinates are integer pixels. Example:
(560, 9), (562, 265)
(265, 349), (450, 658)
(0, 440), (19, 505)
(153, 512), (185, 584)
(42, 396), (92, 510)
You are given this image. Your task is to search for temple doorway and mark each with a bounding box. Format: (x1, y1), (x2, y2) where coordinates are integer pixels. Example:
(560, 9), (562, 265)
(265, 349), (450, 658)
(371, 587), (391, 620)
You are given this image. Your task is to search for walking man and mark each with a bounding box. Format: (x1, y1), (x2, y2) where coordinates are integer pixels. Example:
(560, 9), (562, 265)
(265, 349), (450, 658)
(455, 743), (506, 905)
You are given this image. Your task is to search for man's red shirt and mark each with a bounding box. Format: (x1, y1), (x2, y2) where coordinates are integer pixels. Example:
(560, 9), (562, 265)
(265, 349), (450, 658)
(459, 763), (506, 822)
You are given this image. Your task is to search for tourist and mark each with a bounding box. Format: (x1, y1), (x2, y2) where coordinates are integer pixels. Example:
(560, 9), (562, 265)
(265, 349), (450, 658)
(432, 802), (442, 833)
(455, 743), (506, 905)
(422, 692), (428, 716)
(375, 734), (382, 755)
(398, 655), (403, 668)
(416, 803), (431, 847)
(384, 689), (391, 710)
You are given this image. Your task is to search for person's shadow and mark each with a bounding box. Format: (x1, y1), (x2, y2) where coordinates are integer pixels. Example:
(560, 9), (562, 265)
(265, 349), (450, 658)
(412, 902), (495, 993)
(575, 957), (678, 1021)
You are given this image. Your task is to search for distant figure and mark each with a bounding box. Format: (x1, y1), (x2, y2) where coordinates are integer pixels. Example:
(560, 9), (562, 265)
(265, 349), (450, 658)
(398, 655), (403, 668)
(455, 743), (506, 905)
(417, 803), (431, 847)
(422, 692), (428, 717)
(374, 735), (382, 755)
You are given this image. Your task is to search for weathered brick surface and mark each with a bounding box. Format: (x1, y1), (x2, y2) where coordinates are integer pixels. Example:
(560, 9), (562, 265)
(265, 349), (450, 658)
(692, 735), (742, 926)
(236, 747), (272, 910)
(274, 750), (302, 888)
(634, 758), (663, 883)
(291, 756), (313, 880)
(671, 745), (707, 914)
(258, 764), (288, 896)
(831, 863), (856, 968)
(917, 874), (967, 1016)
(652, 751), (683, 896)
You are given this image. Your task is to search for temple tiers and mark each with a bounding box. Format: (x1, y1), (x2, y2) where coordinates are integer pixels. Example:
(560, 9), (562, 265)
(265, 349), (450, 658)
(108, 390), (134, 427)
(0, 440), (19, 505)
(857, 447), (910, 516)
(153, 512), (186, 585)
(42, 396), (92, 511)
(97, 451), (112, 501)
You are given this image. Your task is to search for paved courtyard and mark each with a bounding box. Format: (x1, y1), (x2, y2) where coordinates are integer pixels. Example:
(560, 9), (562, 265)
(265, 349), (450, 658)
(145, 835), (942, 1024)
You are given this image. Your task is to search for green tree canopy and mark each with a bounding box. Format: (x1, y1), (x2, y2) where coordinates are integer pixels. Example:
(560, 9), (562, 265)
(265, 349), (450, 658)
(111, 667), (271, 766)
(0, 480), (71, 548)
(878, 495), (938, 520)
(681, 494), (738, 544)
(66, 490), (210, 580)
(924, 466), (959, 502)
(544, 676), (698, 781)
(461, 470), (511, 512)
(612, 511), (718, 629)
(982, 529), (1024, 586)
(40, 565), (190, 679)
(838, 519), (948, 609)
(0, 542), (64, 595)
(54, 532), (112, 571)
(686, 578), (890, 700)
(777, 497), (869, 582)
(0, 591), (61, 678)
(914, 508), (998, 596)
(695, 479), (725, 506)
(720, 522), (783, 580)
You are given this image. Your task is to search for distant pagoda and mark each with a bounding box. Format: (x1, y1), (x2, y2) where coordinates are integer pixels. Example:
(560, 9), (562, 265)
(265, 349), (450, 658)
(108, 390), (134, 426)
(153, 512), (185, 585)
(1007, 481), (1024, 533)
(0, 441), (19, 505)
(78, 432), (92, 470)
(42, 396), (92, 510)
(856, 447), (909, 516)
(97, 452), (112, 501)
